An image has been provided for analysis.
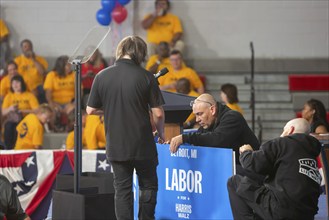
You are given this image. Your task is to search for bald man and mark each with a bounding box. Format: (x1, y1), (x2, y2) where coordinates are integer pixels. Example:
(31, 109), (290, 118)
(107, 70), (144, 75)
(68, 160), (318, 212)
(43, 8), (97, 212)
(169, 93), (260, 174)
(227, 118), (322, 220)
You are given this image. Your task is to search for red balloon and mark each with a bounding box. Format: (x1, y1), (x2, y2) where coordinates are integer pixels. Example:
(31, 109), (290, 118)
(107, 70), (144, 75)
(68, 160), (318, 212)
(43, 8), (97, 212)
(111, 4), (128, 24)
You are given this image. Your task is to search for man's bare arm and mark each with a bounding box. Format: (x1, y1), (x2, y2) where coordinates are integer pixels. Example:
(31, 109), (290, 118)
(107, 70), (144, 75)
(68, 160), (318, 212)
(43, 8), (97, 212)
(86, 106), (104, 115)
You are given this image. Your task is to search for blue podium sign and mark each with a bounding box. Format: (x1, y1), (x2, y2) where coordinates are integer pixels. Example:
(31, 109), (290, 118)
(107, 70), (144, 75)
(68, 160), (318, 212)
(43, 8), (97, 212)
(134, 144), (233, 220)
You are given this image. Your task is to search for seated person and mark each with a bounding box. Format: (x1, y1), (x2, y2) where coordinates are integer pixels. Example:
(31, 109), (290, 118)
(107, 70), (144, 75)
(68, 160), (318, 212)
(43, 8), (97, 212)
(81, 48), (107, 109)
(145, 41), (171, 85)
(66, 111), (86, 150)
(0, 19), (11, 72)
(220, 83), (244, 115)
(44, 55), (75, 131)
(161, 50), (204, 94)
(301, 98), (329, 134)
(14, 39), (48, 103)
(2, 75), (39, 149)
(0, 174), (31, 220)
(141, 0), (184, 56)
(66, 114), (105, 150)
(176, 78), (199, 129)
(227, 118), (322, 220)
(84, 115), (106, 150)
(168, 93), (260, 176)
(14, 104), (53, 150)
(0, 61), (20, 101)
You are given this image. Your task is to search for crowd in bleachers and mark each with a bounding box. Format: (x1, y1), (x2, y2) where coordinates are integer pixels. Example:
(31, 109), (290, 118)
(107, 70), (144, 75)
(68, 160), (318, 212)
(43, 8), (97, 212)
(0, 0), (328, 152)
(0, 18), (110, 150)
(0, 0), (195, 151)
(0, 0), (209, 151)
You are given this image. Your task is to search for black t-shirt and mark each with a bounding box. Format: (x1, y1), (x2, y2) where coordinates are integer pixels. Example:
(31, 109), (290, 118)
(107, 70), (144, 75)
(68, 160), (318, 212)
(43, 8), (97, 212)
(311, 119), (329, 133)
(87, 59), (165, 161)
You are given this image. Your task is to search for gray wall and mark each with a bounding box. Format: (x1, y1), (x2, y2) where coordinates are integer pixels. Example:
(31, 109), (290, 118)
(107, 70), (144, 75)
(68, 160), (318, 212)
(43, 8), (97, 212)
(135, 0), (329, 60)
(1, 0), (134, 60)
(1, 0), (328, 62)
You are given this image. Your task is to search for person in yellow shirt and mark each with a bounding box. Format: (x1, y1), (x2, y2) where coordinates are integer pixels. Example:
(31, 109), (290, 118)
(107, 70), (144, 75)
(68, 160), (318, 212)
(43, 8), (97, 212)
(65, 114), (105, 150)
(14, 39), (48, 103)
(141, 0), (184, 56)
(2, 75), (39, 149)
(65, 112), (87, 150)
(161, 50), (205, 94)
(84, 115), (106, 150)
(145, 41), (171, 85)
(220, 83), (244, 115)
(0, 61), (20, 101)
(0, 19), (11, 72)
(176, 78), (200, 129)
(44, 55), (75, 131)
(15, 104), (53, 150)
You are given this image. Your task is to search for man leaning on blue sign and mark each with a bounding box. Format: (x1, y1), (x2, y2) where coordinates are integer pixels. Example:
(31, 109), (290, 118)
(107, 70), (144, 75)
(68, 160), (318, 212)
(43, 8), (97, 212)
(168, 93), (260, 176)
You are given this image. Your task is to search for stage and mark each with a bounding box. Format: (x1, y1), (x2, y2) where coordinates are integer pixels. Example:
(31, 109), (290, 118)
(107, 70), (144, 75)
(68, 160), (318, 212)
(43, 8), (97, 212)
(0, 144), (234, 220)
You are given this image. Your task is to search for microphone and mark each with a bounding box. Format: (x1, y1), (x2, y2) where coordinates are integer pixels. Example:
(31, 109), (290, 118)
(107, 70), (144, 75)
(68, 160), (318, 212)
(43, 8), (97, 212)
(154, 67), (169, 79)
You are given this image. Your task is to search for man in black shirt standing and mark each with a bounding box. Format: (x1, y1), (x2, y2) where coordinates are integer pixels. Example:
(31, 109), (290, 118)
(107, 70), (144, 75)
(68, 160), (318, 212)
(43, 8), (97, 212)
(87, 36), (165, 220)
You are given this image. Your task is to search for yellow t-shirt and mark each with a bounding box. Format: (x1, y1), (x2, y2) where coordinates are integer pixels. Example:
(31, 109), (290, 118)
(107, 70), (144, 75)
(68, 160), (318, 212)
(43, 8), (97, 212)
(0, 19), (9, 39)
(162, 67), (203, 93)
(2, 91), (39, 111)
(14, 54), (48, 91)
(15, 113), (43, 149)
(84, 115), (106, 150)
(146, 13), (183, 44)
(66, 130), (86, 150)
(43, 71), (75, 105)
(145, 55), (172, 85)
(0, 75), (11, 98)
(227, 103), (244, 115)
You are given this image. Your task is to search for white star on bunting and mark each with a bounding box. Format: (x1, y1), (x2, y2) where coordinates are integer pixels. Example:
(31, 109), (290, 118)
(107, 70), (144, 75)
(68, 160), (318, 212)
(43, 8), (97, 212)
(14, 185), (24, 194)
(25, 156), (35, 168)
(98, 159), (110, 171)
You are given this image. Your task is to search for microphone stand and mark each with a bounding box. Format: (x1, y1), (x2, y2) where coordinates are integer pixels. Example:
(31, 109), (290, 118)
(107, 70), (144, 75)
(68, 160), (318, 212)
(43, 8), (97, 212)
(250, 42), (255, 132)
(72, 57), (83, 194)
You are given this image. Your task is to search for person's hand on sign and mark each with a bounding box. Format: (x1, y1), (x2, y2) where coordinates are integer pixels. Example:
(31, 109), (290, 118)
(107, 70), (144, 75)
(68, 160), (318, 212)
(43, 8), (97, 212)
(169, 134), (183, 153)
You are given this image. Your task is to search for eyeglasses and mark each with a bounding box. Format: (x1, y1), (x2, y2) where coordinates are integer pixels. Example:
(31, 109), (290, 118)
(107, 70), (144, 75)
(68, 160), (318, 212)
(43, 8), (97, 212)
(190, 99), (214, 107)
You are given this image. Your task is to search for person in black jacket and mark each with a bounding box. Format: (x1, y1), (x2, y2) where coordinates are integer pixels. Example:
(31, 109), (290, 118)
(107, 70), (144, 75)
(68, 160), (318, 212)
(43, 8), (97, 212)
(227, 118), (322, 220)
(169, 93), (260, 173)
(0, 174), (31, 220)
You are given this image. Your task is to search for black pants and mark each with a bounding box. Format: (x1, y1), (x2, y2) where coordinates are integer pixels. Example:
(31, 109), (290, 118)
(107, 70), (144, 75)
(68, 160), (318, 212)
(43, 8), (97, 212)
(111, 157), (158, 220)
(227, 175), (278, 220)
(227, 175), (317, 220)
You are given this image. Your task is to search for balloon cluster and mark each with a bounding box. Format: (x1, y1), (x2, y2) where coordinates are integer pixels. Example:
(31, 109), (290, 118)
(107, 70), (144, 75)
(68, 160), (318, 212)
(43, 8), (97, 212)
(96, 0), (131, 26)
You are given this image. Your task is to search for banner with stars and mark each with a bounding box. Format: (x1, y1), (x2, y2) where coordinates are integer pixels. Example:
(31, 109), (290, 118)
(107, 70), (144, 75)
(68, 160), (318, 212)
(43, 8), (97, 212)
(0, 149), (112, 218)
(0, 150), (66, 216)
(66, 150), (112, 172)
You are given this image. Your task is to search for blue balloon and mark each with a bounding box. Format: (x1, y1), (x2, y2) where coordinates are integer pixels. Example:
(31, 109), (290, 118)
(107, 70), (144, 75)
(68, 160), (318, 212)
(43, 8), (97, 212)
(101, 0), (116, 13)
(118, 0), (131, 6)
(96, 8), (111, 26)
